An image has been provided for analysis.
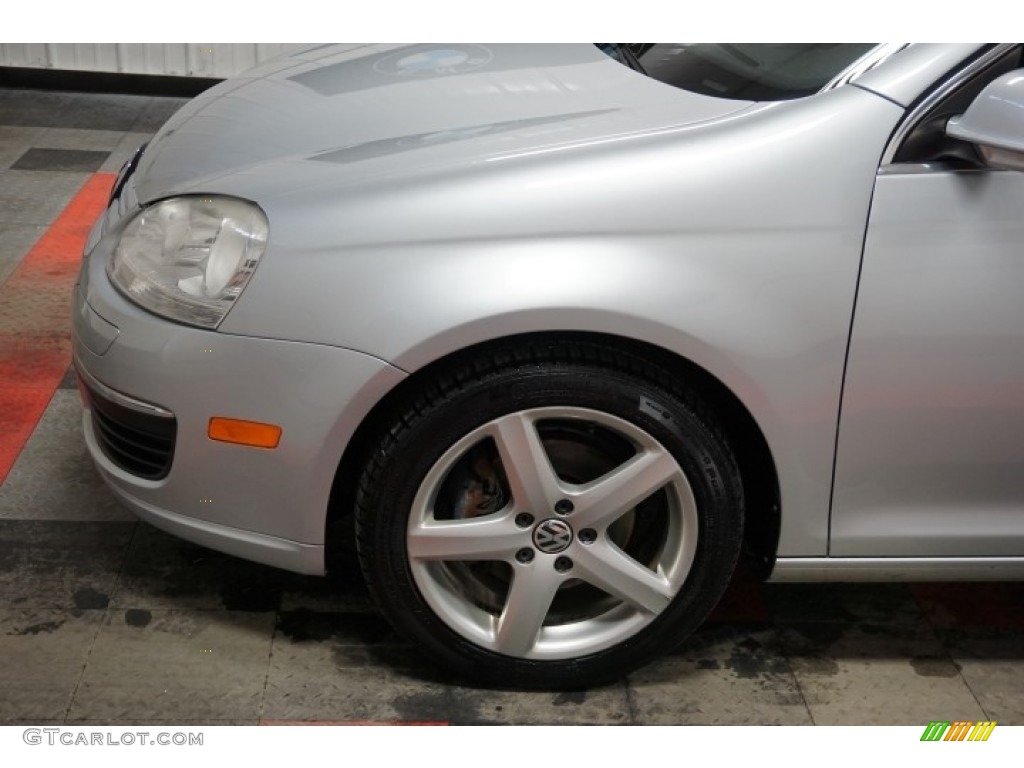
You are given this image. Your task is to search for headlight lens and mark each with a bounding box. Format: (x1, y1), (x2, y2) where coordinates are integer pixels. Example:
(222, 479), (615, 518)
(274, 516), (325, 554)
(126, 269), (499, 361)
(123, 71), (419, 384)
(108, 197), (269, 329)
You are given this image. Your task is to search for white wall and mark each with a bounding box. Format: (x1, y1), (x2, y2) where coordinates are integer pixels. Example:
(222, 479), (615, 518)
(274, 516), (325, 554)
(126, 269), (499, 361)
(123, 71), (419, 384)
(0, 44), (303, 78)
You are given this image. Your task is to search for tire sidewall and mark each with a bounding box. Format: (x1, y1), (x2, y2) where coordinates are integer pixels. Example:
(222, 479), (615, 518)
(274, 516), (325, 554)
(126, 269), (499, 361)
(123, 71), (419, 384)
(359, 362), (742, 688)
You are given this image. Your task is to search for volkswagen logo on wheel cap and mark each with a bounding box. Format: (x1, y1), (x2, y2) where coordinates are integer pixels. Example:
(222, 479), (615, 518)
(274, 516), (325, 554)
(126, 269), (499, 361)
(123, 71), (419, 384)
(533, 518), (573, 554)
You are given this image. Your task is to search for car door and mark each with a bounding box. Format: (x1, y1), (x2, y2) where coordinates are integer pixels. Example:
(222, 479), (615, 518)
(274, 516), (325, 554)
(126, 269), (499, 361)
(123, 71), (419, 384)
(831, 45), (1024, 557)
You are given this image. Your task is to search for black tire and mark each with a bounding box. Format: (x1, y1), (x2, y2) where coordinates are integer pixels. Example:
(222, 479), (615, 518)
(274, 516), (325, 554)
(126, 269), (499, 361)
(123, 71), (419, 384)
(355, 339), (743, 689)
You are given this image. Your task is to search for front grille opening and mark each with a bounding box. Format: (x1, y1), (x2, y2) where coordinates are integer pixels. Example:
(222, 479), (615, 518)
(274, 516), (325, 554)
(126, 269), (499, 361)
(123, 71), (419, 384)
(85, 383), (176, 480)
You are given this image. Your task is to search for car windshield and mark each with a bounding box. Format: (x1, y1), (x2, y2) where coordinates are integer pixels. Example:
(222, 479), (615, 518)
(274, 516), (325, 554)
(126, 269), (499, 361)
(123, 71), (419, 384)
(600, 43), (879, 101)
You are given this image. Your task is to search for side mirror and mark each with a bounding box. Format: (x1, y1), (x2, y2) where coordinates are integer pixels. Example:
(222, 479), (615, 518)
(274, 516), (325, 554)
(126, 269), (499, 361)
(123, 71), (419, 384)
(947, 69), (1024, 172)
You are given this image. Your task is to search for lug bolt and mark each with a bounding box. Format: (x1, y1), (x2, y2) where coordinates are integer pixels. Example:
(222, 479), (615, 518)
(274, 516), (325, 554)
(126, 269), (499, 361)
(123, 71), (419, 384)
(515, 513), (535, 528)
(554, 556), (573, 573)
(515, 548), (535, 564)
(554, 499), (574, 515)
(578, 528), (597, 545)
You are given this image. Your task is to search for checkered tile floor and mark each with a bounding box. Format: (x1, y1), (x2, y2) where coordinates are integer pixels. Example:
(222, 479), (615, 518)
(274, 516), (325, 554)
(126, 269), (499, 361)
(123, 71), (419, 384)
(0, 84), (1022, 726)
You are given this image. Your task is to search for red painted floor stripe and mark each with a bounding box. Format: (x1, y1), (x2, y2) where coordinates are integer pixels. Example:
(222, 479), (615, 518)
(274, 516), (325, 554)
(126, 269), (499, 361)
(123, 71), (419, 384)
(0, 173), (115, 485)
(912, 582), (1024, 629)
(259, 721), (449, 726)
(707, 561), (770, 624)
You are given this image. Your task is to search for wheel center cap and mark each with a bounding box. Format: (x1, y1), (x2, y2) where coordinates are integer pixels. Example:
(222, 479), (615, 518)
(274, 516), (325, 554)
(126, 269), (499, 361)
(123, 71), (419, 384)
(533, 518), (573, 554)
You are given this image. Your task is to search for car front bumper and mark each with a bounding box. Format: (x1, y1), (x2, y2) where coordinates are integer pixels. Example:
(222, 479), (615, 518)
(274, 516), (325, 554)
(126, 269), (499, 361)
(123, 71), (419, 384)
(72, 220), (406, 575)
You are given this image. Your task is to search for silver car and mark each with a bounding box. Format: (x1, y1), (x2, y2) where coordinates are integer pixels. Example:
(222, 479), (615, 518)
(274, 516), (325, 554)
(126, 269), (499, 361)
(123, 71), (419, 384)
(72, 43), (1024, 688)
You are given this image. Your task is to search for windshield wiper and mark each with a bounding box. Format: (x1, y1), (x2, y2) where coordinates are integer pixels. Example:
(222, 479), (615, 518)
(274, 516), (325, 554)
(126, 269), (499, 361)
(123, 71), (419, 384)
(597, 44), (648, 75)
(617, 44), (648, 75)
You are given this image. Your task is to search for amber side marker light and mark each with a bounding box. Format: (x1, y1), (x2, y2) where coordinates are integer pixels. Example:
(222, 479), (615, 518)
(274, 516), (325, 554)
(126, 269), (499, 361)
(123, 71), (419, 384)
(208, 418), (282, 449)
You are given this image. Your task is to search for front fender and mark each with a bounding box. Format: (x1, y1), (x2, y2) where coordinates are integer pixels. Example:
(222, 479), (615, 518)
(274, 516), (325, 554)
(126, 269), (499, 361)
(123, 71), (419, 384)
(218, 85), (904, 557)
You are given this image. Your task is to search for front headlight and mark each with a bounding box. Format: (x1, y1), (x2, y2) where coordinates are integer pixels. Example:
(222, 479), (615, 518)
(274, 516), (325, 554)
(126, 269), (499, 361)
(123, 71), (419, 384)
(108, 196), (269, 329)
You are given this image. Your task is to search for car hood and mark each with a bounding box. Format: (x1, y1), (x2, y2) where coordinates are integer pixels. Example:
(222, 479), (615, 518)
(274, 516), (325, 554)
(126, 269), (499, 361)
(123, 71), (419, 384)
(134, 44), (756, 204)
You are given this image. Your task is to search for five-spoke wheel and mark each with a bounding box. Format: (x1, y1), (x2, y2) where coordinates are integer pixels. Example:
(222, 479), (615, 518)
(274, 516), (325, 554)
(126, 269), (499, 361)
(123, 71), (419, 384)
(407, 406), (699, 659)
(355, 342), (743, 688)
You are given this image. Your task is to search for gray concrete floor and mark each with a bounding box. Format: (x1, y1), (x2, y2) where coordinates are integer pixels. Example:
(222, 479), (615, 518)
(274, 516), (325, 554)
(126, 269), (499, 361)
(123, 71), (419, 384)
(0, 86), (1022, 726)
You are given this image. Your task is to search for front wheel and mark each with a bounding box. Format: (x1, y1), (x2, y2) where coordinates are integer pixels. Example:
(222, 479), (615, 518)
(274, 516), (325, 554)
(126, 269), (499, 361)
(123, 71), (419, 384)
(355, 342), (743, 688)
